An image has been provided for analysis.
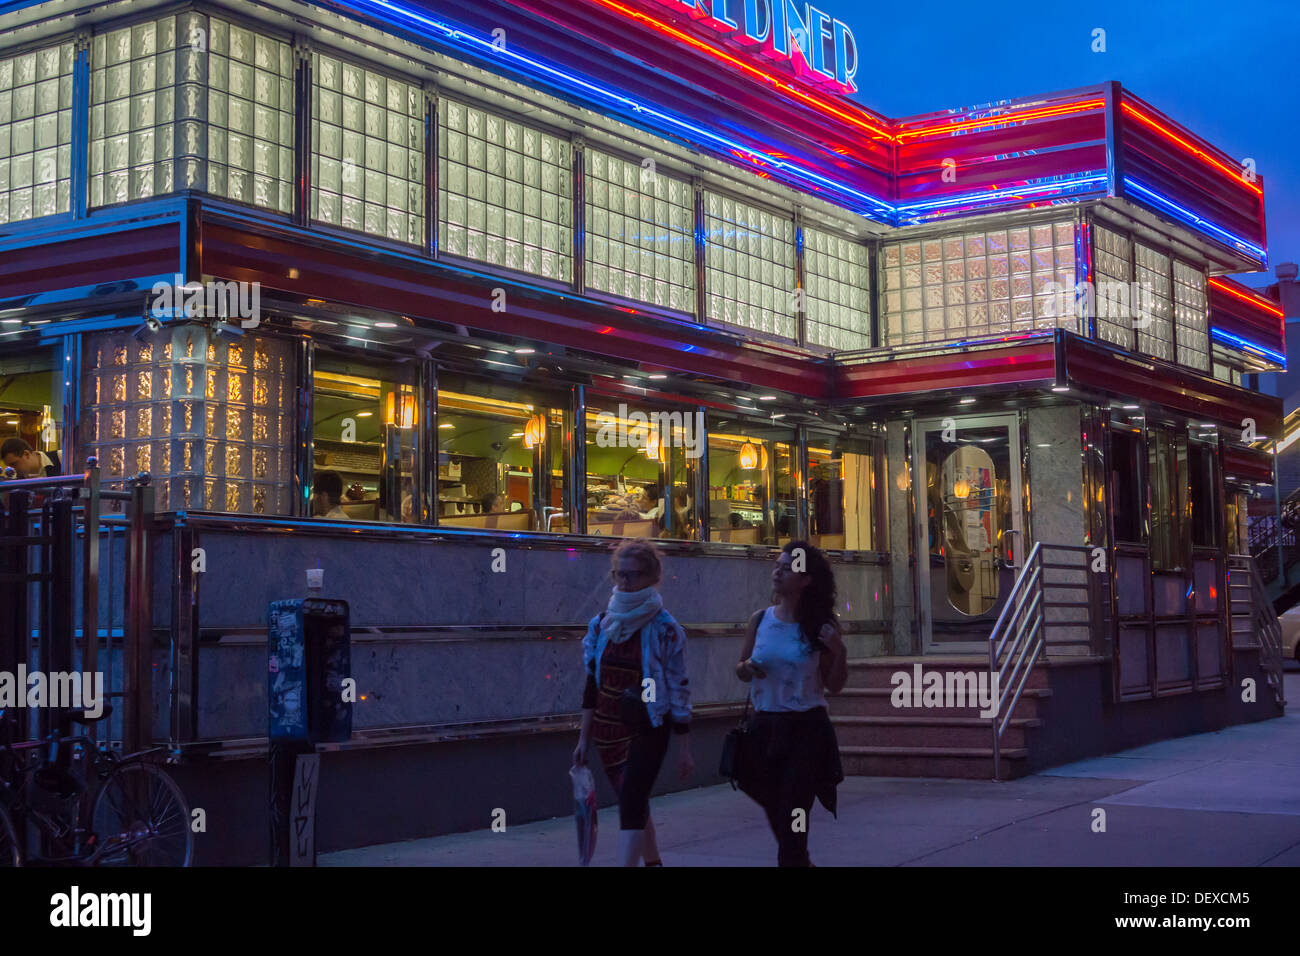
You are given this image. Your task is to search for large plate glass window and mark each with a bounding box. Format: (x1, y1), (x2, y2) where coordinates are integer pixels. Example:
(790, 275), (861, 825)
(803, 227), (869, 351)
(311, 356), (419, 522)
(705, 416), (796, 545)
(807, 433), (876, 551)
(703, 191), (796, 340)
(584, 397), (699, 540)
(439, 98), (571, 282)
(436, 374), (568, 532)
(0, 350), (64, 474)
(584, 149), (693, 312)
(312, 51), (424, 244)
(0, 41), (73, 222)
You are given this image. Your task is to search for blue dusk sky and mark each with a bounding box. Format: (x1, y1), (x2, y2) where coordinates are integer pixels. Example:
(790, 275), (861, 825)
(835, 0), (1298, 289)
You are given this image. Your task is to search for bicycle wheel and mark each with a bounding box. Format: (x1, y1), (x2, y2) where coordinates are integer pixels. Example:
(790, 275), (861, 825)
(90, 762), (192, 866)
(0, 804), (19, 866)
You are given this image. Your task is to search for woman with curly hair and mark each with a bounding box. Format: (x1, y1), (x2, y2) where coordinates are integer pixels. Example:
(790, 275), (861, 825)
(573, 538), (694, 865)
(735, 540), (847, 866)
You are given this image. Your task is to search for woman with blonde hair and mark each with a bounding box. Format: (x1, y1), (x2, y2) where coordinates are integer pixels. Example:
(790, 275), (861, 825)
(573, 538), (693, 865)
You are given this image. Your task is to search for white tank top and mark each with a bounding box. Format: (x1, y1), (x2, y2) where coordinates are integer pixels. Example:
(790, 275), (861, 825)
(749, 605), (827, 713)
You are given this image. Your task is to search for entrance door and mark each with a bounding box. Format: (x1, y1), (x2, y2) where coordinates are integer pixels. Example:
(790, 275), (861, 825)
(914, 414), (1025, 653)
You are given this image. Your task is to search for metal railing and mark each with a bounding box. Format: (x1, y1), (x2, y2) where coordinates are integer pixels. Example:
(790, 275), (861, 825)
(988, 542), (1107, 780)
(0, 462), (154, 755)
(1227, 553), (1286, 709)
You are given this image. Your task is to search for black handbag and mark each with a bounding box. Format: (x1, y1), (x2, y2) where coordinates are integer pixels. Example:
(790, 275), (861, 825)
(718, 695), (753, 789)
(617, 684), (654, 734)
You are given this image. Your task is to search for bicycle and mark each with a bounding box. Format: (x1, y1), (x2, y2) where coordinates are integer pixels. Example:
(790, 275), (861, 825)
(0, 707), (193, 866)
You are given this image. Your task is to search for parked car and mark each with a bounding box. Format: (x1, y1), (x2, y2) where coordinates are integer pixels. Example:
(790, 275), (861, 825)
(1278, 605), (1300, 665)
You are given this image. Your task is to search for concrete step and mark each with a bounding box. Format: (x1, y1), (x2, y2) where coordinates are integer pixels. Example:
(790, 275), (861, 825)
(844, 657), (1050, 691)
(840, 745), (1030, 780)
(831, 714), (1041, 750)
(831, 686), (1052, 719)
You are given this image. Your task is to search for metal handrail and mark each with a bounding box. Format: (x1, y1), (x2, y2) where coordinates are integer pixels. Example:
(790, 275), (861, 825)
(1241, 554), (1287, 708)
(989, 542), (1046, 780)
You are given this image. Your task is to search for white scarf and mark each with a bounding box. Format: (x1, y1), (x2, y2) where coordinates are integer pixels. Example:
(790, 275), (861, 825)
(600, 585), (664, 644)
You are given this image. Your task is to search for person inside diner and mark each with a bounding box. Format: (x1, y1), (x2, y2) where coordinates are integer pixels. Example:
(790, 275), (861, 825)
(481, 491), (504, 514)
(311, 471), (349, 519)
(1, 438), (62, 478)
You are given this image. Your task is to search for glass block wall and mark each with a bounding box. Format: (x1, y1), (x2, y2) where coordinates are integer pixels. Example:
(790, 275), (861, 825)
(439, 97), (571, 281)
(803, 226), (869, 350)
(880, 221), (1077, 347)
(208, 18), (294, 214)
(90, 16), (193, 206)
(1092, 224), (1134, 349)
(79, 327), (293, 514)
(1134, 242), (1173, 362)
(91, 12), (295, 214)
(703, 192), (797, 339)
(312, 51), (424, 244)
(1173, 260), (1210, 371)
(0, 41), (74, 223)
(584, 148), (694, 312)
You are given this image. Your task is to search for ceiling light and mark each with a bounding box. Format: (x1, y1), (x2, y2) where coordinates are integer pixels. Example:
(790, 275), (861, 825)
(438, 423), (454, 429)
(648, 373), (667, 380)
(959, 398), (976, 405)
(374, 321), (397, 328)
(1, 319), (20, 325)
(510, 432), (524, 438)
(758, 395), (777, 401)
(514, 347), (535, 355)
(357, 411), (373, 417)
(1051, 386), (1070, 393)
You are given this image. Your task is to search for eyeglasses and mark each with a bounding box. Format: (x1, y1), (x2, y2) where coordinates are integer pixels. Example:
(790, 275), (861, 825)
(611, 567), (649, 582)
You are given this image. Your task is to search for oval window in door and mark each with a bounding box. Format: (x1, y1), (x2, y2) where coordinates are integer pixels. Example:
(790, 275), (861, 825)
(941, 445), (1001, 615)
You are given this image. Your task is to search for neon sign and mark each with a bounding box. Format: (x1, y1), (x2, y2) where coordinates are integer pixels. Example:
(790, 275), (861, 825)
(647, 0), (860, 94)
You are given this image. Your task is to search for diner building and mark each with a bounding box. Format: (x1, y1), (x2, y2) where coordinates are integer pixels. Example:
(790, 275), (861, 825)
(0, 0), (1287, 862)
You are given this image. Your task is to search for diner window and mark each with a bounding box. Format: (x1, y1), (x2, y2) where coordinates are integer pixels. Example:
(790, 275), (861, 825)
(1093, 224), (1134, 349)
(0, 40), (73, 223)
(311, 357), (419, 522)
(439, 98), (571, 282)
(90, 16), (199, 206)
(1110, 427), (1145, 544)
(807, 434), (876, 551)
(207, 18), (295, 214)
(803, 227), (870, 351)
(437, 374), (568, 532)
(703, 191), (797, 340)
(1225, 491), (1245, 554)
(312, 51), (424, 244)
(0, 351), (64, 474)
(1189, 442), (1220, 548)
(880, 222), (1076, 347)
(584, 148), (694, 313)
(1173, 260), (1210, 371)
(1148, 426), (1188, 570)
(1133, 243), (1173, 362)
(705, 417), (795, 546)
(584, 398), (698, 540)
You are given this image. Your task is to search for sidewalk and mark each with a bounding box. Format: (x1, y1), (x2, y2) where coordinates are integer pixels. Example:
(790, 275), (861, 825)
(321, 672), (1300, 867)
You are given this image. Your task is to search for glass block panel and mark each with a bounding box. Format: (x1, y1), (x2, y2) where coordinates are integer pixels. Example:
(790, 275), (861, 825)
(313, 51), (424, 245)
(1092, 225), (1134, 348)
(439, 96), (570, 280)
(78, 327), (293, 514)
(208, 17), (294, 214)
(90, 17), (185, 207)
(703, 191), (796, 340)
(881, 220), (1078, 346)
(804, 226), (869, 351)
(1133, 242), (1174, 362)
(1173, 259), (1210, 371)
(0, 41), (74, 222)
(583, 148), (693, 312)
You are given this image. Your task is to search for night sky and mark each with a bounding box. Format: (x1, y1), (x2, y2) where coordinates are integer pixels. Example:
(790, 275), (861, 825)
(837, 0), (1298, 290)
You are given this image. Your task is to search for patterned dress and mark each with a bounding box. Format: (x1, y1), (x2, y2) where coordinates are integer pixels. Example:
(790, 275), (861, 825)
(591, 630), (643, 794)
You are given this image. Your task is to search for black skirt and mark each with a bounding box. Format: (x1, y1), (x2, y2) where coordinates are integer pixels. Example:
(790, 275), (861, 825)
(736, 706), (844, 817)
